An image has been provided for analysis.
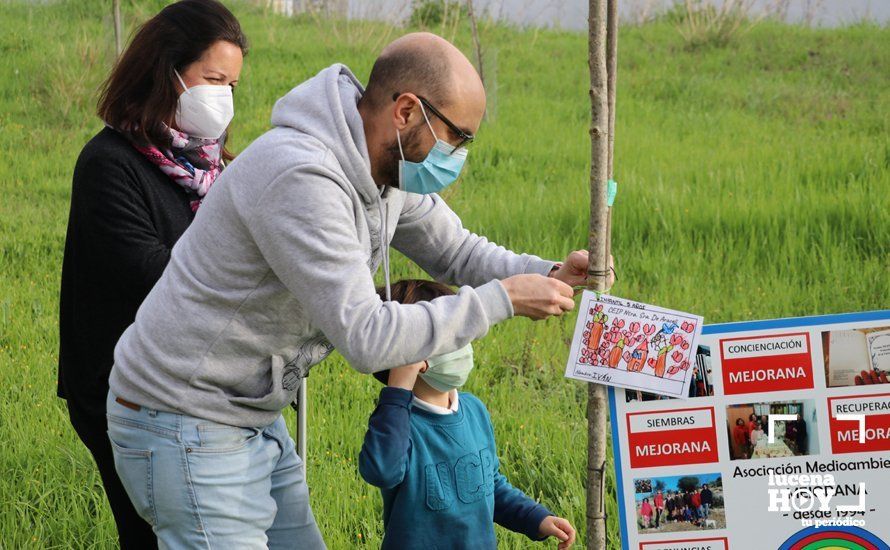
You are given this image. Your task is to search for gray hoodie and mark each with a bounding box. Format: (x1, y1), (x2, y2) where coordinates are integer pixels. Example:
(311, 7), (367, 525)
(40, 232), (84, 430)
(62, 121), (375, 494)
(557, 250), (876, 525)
(109, 65), (554, 427)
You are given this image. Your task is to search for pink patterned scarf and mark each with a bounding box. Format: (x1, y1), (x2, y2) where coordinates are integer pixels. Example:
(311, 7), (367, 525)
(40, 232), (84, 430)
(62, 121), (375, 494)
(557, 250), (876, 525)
(132, 126), (224, 212)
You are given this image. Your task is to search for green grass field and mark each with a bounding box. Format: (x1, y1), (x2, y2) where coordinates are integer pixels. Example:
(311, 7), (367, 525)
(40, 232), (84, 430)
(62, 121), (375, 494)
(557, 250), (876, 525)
(0, 1), (887, 548)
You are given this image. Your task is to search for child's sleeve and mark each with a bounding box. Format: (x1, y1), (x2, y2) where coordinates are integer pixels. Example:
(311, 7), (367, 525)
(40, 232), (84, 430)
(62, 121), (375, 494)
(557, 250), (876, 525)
(358, 386), (413, 489)
(485, 410), (553, 540)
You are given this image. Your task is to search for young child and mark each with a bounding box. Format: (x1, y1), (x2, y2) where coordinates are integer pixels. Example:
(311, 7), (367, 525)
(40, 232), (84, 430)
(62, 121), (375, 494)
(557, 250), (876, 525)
(359, 280), (576, 549)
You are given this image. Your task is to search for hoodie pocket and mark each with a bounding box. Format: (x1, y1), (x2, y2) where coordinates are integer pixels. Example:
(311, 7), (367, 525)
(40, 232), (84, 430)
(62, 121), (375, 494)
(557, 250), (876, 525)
(228, 354), (291, 412)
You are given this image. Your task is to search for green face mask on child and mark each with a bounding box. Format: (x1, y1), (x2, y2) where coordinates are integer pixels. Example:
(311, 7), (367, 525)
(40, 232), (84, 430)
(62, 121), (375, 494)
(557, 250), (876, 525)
(420, 344), (474, 392)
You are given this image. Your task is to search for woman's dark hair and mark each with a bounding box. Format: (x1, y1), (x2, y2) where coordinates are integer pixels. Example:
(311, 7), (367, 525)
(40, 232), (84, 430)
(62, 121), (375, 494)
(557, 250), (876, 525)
(97, 0), (248, 161)
(372, 280), (456, 384)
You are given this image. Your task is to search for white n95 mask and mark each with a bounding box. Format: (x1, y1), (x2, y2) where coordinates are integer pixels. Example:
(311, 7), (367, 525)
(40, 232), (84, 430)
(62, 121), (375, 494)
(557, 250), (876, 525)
(174, 69), (234, 139)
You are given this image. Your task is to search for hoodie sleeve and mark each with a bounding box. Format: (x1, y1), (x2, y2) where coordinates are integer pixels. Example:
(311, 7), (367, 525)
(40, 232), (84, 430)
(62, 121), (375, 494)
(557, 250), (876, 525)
(390, 192), (556, 287)
(245, 164), (513, 374)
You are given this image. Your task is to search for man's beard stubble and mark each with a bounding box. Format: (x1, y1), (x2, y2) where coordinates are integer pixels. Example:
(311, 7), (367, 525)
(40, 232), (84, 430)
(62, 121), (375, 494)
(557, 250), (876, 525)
(381, 124), (424, 189)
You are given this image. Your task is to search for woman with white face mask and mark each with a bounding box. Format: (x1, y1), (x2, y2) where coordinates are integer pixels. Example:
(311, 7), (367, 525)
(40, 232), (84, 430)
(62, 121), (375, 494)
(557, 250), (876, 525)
(57, 1), (246, 548)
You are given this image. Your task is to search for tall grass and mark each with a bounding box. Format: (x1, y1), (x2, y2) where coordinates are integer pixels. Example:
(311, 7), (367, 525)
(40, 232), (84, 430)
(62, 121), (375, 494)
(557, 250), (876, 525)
(0, 1), (887, 548)
(669, 0), (760, 48)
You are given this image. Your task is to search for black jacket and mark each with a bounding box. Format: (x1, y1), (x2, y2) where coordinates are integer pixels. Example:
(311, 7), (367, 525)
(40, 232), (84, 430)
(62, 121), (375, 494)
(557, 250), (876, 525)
(58, 127), (194, 415)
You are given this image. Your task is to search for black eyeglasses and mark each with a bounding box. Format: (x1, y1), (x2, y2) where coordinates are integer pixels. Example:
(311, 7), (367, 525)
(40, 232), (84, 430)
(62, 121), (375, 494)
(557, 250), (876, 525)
(392, 92), (474, 154)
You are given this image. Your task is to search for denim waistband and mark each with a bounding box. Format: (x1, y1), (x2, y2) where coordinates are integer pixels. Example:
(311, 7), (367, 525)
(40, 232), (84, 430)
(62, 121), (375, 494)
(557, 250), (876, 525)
(106, 390), (287, 446)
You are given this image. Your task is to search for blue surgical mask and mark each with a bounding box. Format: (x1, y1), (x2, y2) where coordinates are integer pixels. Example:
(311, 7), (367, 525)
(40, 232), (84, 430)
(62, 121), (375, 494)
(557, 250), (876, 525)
(397, 102), (468, 195)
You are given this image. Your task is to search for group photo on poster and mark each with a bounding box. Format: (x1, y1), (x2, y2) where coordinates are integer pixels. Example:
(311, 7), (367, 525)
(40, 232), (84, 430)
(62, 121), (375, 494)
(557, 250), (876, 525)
(725, 400), (818, 460)
(632, 473), (725, 534)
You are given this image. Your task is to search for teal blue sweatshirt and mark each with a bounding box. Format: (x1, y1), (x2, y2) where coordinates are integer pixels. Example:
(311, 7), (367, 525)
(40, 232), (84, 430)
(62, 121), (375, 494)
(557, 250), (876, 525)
(359, 387), (552, 549)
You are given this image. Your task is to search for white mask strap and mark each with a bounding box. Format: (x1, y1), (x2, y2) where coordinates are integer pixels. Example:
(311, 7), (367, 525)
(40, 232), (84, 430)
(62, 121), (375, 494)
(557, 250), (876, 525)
(396, 128), (405, 161)
(418, 101), (438, 141)
(174, 69), (190, 95)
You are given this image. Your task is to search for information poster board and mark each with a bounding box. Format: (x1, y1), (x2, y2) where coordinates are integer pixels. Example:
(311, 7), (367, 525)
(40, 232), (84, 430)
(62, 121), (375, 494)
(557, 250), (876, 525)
(609, 310), (890, 550)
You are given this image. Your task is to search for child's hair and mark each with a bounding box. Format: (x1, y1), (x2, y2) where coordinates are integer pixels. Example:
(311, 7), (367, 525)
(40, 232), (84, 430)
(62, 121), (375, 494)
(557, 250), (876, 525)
(372, 279), (456, 384)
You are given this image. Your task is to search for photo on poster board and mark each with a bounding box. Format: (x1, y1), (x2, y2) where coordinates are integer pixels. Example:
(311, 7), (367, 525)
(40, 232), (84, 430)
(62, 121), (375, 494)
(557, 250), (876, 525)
(725, 400), (819, 460)
(632, 472), (725, 534)
(625, 345), (715, 402)
(822, 326), (890, 387)
(565, 291), (703, 398)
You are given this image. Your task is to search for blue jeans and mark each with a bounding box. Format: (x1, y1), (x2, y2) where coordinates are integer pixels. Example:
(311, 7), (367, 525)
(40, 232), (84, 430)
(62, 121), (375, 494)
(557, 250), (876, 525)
(106, 392), (325, 549)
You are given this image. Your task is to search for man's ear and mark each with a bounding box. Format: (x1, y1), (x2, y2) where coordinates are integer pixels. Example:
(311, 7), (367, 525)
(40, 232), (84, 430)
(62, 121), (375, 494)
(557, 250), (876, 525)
(392, 93), (419, 131)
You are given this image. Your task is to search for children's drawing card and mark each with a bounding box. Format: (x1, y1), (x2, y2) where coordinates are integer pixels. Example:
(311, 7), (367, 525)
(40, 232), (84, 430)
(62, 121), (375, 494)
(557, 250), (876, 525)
(565, 291), (703, 398)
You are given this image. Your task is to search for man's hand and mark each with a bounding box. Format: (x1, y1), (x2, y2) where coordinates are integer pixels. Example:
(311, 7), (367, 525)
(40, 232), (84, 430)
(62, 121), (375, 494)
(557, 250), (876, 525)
(387, 361), (427, 390)
(538, 516), (576, 549)
(550, 250), (615, 290)
(501, 274), (574, 320)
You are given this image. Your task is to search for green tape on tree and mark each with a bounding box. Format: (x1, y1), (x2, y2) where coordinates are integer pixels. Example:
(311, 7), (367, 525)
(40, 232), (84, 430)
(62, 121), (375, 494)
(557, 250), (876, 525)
(607, 179), (618, 207)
